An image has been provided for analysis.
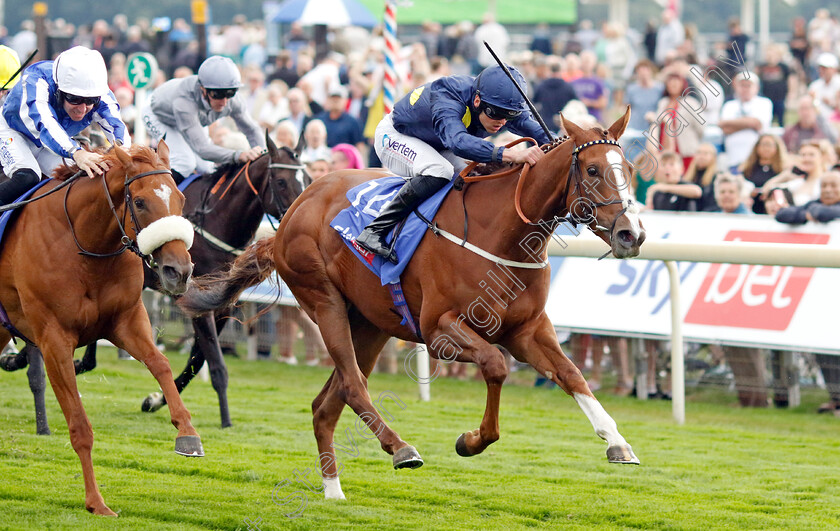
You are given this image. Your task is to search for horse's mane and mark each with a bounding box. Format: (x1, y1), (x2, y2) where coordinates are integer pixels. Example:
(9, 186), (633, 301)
(51, 145), (161, 180)
(467, 134), (572, 177)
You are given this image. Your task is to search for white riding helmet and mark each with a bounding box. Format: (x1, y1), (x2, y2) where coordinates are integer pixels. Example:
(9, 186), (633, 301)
(52, 46), (109, 97)
(197, 56), (242, 89)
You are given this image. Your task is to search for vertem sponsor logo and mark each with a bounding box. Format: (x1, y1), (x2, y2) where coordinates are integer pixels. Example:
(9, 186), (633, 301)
(685, 231), (830, 331)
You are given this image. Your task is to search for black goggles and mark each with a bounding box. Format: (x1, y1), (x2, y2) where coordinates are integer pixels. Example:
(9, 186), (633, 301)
(62, 92), (101, 106)
(206, 88), (238, 100)
(482, 103), (522, 121)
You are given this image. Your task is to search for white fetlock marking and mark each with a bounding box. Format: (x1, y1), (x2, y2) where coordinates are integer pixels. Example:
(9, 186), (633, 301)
(136, 215), (194, 255)
(323, 477), (345, 500)
(574, 392), (627, 447)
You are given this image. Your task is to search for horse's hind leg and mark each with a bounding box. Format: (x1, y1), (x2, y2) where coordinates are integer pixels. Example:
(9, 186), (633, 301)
(306, 289), (416, 458)
(313, 308), (414, 500)
(504, 314), (639, 464)
(24, 346), (51, 435)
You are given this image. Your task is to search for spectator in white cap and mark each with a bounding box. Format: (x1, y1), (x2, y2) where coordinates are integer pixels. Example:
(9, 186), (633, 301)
(719, 71), (773, 170)
(808, 53), (840, 120)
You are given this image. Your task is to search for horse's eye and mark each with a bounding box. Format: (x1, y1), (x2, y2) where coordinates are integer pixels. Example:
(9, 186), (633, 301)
(277, 180), (287, 189)
(134, 198), (145, 210)
(587, 167), (599, 177)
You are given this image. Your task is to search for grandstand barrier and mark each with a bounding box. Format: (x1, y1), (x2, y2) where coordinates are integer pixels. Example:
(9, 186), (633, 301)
(548, 211), (840, 424)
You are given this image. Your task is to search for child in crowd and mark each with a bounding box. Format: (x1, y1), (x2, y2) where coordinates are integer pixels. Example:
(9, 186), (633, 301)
(775, 171), (840, 223)
(645, 151), (702, 211)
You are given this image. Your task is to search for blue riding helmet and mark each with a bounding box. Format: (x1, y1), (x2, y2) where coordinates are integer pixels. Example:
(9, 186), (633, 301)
(473, 64), (528, 112)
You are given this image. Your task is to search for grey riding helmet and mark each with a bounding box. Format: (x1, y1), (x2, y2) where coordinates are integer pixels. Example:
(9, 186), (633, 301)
(197, 56), (242, 89)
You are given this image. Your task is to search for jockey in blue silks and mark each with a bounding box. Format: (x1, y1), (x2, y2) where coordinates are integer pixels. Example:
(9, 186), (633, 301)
(356, 64), (551, 263)
(0, 46), (130, 206)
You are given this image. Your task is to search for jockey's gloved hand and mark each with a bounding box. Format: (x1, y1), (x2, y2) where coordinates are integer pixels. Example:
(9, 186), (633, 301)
(73, 149), (109, 179)
(238, 146), (264, 164)
(503, 145), (545, 167)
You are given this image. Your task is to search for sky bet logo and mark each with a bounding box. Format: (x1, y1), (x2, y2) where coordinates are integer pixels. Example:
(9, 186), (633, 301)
(685, 230), (829, 331)
(382, 134), (417, 163)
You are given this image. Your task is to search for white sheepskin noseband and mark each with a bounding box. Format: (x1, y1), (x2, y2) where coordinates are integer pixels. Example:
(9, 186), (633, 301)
(136, 215), (195, 255)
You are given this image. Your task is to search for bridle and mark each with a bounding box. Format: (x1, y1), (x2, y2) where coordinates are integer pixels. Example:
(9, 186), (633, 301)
(461, 135), (633, 259)
(65, 167), (173, 267)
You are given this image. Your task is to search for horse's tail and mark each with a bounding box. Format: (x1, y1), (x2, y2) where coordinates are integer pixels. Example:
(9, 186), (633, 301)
(177, 236), (276, 317)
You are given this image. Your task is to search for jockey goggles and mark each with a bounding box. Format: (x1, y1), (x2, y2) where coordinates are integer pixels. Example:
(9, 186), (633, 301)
(205, 88), (238, 100)
(481, 102), (522, 121)
(62, 91), (101, 106)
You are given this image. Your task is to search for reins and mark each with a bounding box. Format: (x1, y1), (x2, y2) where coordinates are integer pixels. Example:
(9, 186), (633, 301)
(0, 171), (85, 213)
(193, 149), (306, 254)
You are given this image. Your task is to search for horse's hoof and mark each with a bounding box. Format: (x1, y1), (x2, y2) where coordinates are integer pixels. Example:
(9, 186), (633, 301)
(141, 392), (165, 413)
(36, 427), (51, 436)
(455, 433), (474, 457)
(175, 435), (204, 457)
(607, 444), (640, 465)
(88, 504), (118, 517)
(393, 445), (423, 469)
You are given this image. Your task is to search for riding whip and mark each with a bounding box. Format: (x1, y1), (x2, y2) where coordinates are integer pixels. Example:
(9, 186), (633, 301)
(1, 48), (38, 92)
(482, 41), (554, 141)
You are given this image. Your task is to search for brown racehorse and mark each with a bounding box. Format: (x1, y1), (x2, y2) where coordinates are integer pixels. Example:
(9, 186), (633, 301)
(0, 142), (201, 516)
(178, 110), (644, 500)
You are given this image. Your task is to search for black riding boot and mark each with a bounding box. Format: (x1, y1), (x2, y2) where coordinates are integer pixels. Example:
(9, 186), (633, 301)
(170, 169), (186, 186)
(0, 169), (40, 208)
(356, 175), (449, 263)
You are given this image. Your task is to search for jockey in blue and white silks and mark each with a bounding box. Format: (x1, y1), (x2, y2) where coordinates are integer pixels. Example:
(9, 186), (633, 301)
(355, 64), (551, 263)
(0, 46), (130, 205)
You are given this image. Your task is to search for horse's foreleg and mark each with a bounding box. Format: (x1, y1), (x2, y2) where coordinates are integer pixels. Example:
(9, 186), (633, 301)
(38, 331), (116, 515)
(24, 346), (51, 435)
(75, 343), (98, 375)
(193, 313), (231, 428)
(112, 303), (203, 457)
(427, 311), (508, 457)
(503, 314), (639, 465)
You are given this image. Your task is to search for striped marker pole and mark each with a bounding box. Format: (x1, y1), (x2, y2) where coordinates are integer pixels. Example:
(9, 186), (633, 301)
(383, 0), (398, 114)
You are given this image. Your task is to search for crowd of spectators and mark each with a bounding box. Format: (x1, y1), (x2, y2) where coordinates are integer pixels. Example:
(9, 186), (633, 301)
(4, 6), (840, 407)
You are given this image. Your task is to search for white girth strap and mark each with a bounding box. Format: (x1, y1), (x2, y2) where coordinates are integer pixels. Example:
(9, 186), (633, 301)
(136, 215), (194, 255)
(192, 224), (244, 256)
(433, 227), (549, 269)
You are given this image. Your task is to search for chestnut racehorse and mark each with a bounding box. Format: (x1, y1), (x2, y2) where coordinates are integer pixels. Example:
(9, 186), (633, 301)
(0, 142), (202, 516)
(179, 110), (645, 500)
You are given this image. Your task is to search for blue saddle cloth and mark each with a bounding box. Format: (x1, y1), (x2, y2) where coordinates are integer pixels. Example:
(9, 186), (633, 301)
(177, 173), (201, 193)
(0, 179), (52, 252)
(330, 176), (454, 286)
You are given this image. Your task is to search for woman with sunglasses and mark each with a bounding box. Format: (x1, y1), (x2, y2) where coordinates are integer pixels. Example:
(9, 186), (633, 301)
(355, 63), (551, 263)
(0, 46), (130, 206)
(140, 55), (264, 183)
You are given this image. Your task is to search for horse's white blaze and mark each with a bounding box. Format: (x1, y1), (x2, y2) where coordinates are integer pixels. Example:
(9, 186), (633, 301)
(323, 477), (346, 500)
(574, 392), (628, 447)
(153, 184), (173, 214)
(605, 149), (641, 238)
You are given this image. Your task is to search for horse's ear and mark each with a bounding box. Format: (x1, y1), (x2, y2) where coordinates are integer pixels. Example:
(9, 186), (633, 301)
(265, 129), (279, 158)
(607, 105), (631, 140)
(558, 112), (585, 141)
(294, 129), (307, 157)
(114, 144), (132, 169)
(157, 139), (170, 168)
